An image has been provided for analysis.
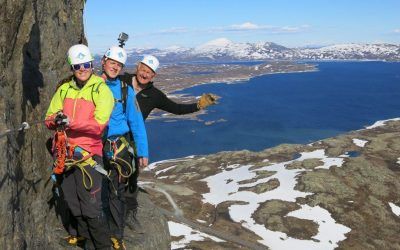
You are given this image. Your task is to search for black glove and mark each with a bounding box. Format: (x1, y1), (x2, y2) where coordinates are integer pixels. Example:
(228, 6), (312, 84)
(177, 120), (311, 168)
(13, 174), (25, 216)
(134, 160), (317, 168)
(55, 112), (69, 126)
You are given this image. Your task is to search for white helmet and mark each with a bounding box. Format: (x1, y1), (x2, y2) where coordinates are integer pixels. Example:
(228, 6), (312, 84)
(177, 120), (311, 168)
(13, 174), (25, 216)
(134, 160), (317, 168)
(141, 55), (159, 72)
(104, 46), (127, 65)
(67, 44), (93, 65)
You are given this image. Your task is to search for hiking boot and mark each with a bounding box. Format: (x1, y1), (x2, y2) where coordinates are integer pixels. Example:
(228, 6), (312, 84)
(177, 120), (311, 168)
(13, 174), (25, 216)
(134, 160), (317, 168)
(125, 209), (144, 234)
(111, 237), (126, 250)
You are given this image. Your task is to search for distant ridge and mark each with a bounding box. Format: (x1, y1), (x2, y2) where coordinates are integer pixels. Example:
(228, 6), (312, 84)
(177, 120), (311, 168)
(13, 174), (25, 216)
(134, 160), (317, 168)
(96, 38), (400, 64)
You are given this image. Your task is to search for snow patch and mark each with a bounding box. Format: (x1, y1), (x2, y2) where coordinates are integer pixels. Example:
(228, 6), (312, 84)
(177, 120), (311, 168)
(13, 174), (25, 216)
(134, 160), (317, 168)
(145, 155), (196, 171)
(287, 205), (351, 246)
(155, 165), (177, 176)
(169, 221), (225, 249)
(389, 202), (400, 217)
(201, 149), (350, 249)
(365, 118), (400, 129)
(199, 38), (233, 47)
(352, 138), (368, 147)
(316, 157), (344, 169)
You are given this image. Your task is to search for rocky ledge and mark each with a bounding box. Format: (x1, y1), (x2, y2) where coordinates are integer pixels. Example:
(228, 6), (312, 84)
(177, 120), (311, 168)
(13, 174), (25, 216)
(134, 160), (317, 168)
(142, 118), (400, 249)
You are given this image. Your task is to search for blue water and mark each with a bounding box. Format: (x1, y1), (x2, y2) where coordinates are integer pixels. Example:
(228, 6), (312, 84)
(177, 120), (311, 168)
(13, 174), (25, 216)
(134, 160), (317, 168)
(147, 62), (400, 162)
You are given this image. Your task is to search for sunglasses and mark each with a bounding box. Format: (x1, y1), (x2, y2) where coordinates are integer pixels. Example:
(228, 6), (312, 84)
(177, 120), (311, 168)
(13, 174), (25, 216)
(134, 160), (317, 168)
(71, 62), (92, 71)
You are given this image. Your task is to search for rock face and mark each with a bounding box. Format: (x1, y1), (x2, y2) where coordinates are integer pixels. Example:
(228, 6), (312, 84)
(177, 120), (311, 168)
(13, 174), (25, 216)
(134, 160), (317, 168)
(0, 1), (169, 249)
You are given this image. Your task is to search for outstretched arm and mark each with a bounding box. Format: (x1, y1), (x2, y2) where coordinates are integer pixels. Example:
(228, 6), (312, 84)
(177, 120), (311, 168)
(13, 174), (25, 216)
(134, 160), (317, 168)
(156, 89), (200, 115)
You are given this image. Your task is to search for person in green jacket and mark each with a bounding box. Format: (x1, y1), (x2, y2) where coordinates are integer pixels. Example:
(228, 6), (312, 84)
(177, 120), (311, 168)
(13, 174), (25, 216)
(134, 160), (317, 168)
(45, 44), (114, 250)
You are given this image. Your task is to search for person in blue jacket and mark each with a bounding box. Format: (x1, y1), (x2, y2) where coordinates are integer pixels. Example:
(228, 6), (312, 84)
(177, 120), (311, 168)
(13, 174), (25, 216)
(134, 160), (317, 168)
(101, 45), (148, 250)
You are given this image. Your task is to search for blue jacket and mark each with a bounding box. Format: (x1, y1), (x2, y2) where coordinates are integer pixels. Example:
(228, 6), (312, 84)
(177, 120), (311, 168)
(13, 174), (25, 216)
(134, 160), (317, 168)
(105, 77), (148, 158)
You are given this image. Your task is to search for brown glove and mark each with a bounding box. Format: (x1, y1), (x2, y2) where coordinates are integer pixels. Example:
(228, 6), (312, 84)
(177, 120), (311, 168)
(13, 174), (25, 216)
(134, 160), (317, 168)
(197, 93), (218, 109)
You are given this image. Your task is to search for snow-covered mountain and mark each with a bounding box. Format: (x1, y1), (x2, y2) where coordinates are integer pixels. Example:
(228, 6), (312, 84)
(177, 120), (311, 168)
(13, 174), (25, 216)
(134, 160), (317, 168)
(192, 38), (296, 60)
(112, 39), (400, 64)
(298, 43), (400, 60)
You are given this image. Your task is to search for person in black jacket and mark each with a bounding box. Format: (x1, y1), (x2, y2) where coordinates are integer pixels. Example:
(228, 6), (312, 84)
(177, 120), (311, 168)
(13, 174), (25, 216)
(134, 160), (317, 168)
(120, 55), (217, 120)
(120, 55), (217, 233)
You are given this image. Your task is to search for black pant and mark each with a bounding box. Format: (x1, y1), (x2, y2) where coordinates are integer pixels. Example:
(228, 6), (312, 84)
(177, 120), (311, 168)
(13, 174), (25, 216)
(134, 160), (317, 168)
(126, 158), (140, 211)
(104, 147), (142, 239)
(60, 157), (110, 249)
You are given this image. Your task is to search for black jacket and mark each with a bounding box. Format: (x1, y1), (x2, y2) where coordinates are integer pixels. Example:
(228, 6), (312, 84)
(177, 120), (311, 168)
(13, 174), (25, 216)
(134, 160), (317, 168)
(120, 73), (199, 120)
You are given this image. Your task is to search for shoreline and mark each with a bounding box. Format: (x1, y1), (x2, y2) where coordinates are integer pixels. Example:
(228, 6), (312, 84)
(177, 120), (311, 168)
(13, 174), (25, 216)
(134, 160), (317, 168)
(133, 61), (317, 120)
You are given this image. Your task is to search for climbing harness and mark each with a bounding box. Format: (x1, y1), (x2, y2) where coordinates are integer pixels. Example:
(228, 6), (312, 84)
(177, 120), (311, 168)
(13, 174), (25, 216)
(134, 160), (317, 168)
(51, 123), (102, 190)
(105, 136), (135, 181)
(64, 146), (96, 190)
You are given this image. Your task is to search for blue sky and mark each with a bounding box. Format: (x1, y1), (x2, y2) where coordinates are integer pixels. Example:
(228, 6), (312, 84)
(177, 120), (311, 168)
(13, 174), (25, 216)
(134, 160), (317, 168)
(85, 0), (400, 53)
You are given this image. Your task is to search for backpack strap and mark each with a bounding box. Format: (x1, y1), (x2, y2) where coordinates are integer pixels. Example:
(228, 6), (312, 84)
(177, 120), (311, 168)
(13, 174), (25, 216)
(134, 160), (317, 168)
(91, 81), (102, 106)
(120, 79), (128, 114)
(59, 85), (71, 104)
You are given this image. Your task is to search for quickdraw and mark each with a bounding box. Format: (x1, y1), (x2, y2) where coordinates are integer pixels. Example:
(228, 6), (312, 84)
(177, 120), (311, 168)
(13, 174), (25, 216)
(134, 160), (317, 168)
(53, 129), (68, 174)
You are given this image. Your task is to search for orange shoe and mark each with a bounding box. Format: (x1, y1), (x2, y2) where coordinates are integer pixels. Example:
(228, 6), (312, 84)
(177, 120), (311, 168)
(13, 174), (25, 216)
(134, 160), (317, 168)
(111, 236), (126, 250)
(63, 235), (85, 246)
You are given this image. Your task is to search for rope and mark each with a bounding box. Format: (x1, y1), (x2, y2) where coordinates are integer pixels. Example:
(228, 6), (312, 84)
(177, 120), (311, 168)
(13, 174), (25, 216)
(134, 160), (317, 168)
(107, 137), (135, 181)
(107, 154), (134, 195)
(110, 156), (134, 179)
(65, 159), (94, 190)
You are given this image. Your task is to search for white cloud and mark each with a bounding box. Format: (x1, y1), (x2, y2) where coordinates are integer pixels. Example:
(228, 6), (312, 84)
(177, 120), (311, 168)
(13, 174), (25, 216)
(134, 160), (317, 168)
(149, 22), (310, 34)
(231, 22), (263, 30)
(135, 27), (190, 38)
(156, 27), (188, 34)
(393, 29), (400, 33)
(223, 22), (310, 34)
(281, 26), (301, 32)
(135, 22), (311, 40)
